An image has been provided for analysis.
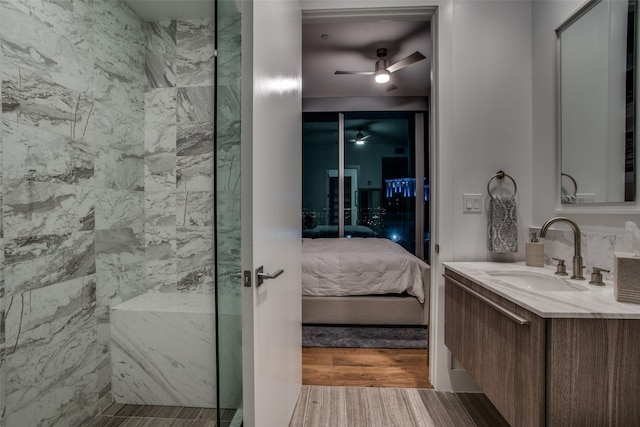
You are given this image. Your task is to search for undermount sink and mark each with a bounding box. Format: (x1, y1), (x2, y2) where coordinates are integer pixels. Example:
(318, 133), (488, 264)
(485, 270), (589, 292)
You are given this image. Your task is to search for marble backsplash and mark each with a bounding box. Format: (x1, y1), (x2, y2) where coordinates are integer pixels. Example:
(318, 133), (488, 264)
(531, 225), (634, 282)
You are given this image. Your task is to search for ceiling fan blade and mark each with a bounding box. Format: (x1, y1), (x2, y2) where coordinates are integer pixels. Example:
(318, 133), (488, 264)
(386, 51), (426, 73)
(385, 82), (398, 92)
(335, 71), (375, 75)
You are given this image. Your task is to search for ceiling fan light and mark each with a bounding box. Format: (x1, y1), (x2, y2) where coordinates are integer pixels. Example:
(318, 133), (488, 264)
(355, 139), (365, 145)
(374, 69), (390, 84)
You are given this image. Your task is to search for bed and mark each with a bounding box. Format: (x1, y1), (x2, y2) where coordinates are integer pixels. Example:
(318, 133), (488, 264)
(302, 237), (430, 326)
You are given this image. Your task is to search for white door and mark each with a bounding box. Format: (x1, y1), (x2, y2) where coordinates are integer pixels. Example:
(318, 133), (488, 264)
(240, 0), (302, 426)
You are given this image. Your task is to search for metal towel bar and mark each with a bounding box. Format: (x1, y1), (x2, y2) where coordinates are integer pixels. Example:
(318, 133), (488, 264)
(487, 170), (517, 198)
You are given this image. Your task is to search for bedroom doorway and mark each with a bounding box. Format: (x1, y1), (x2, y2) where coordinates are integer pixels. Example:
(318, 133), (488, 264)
(300, 7), (434, 390)
(301, 111), (430, 384)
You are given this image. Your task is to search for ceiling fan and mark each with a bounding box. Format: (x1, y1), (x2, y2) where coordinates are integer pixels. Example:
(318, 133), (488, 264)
(349, 129), (371, 145)
(334, 48), (426, 92)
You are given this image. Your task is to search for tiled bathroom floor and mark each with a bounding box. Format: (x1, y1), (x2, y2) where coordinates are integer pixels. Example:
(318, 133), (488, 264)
(87, 403), (235, 427)
(289, 386), (509, 427)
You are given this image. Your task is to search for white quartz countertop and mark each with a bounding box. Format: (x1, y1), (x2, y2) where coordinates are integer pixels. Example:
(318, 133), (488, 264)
(443, 262), (640, 319)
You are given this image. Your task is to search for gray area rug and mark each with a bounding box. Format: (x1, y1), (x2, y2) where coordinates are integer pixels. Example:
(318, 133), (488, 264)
(302, 325), (428, 349)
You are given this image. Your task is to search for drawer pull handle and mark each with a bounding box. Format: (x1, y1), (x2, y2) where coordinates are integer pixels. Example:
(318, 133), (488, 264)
(446, 275), (531, 325)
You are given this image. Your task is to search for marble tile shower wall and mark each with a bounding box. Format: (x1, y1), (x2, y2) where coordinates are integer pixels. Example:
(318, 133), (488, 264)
(144, 19), (218, 293)
(0, 0), (145, 425)
(0, 5), (238, 426)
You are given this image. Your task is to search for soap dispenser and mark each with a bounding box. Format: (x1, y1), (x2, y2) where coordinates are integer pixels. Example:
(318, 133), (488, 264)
(526, 232), (544, 267)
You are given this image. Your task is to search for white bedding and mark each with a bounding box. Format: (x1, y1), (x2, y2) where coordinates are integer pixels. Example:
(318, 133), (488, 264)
(302, 237), (429, 303)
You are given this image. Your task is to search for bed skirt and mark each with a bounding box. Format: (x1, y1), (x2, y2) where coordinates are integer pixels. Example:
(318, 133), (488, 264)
(302, 294), (428, 326)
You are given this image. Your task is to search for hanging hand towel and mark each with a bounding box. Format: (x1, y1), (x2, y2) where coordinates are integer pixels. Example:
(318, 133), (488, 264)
(488, 195), (518, 253)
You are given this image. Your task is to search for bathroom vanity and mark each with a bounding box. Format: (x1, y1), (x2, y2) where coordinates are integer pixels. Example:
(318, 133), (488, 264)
(444, 262), (640, 427)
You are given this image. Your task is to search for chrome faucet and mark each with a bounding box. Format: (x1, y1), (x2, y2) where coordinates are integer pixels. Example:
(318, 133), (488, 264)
(539, 217), (585, 280)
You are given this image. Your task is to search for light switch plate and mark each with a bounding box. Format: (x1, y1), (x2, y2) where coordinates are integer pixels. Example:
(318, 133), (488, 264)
(463, 194), (482, 213)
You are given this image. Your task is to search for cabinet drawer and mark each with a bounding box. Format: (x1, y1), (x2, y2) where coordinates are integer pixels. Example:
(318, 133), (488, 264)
(445, 272), (545, 427)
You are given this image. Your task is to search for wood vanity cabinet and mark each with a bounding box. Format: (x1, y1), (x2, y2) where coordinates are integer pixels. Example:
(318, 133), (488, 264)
(444, 269), (546, 427)
(444, 268), (640, 427)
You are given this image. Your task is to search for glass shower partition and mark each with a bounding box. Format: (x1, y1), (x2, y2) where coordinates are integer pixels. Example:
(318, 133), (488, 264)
(215, 0), (243, 425)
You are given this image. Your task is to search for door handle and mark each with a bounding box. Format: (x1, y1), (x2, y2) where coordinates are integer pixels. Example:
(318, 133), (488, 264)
(231, 271), (252, 287)
(255, 266), (284, 287)
(258, 269), (284, 279)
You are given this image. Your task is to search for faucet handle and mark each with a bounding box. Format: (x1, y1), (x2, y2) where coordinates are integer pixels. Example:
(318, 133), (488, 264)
(552, 258), (568, 276)
(589, 267), (610, 286)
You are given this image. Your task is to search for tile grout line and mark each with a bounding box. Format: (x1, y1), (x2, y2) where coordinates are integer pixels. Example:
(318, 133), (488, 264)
(453, 393), (479, 427)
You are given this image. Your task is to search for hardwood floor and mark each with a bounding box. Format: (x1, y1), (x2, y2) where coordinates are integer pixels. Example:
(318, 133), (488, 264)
(299, 348), (510, 426)
(302, 347), (431, 388)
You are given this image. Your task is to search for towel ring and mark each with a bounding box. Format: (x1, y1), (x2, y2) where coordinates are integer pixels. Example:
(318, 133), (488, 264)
(487, 171), (517, 198)
(561, 173), (578, 198)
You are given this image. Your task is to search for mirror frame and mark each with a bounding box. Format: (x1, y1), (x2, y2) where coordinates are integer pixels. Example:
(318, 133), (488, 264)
(554, 0), (640, 213)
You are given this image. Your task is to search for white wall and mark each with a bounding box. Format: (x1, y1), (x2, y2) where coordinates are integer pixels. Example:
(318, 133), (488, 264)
(451, 0), (533, 263)
(303, 96), (429, 111)
(303, 0), (533, 392)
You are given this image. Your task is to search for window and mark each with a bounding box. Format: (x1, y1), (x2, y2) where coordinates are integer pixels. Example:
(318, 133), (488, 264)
(302, 111), (429, 260)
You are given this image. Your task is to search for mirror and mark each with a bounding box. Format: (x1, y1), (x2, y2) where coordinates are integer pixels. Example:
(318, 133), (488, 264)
(556, 0), (636, 204)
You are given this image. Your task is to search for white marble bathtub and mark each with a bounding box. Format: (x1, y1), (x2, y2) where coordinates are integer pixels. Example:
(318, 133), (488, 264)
(110, 292), (241, 408)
